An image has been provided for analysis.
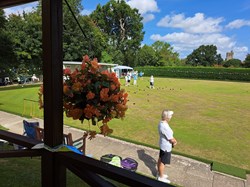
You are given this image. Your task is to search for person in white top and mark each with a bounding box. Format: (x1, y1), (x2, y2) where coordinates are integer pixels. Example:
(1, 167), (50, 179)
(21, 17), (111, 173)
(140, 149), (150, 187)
(157, 110), (177, 184)
(150, 75), (154, 89)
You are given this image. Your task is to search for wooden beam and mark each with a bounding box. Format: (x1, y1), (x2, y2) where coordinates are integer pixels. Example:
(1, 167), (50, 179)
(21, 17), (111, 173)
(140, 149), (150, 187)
(0, 0), (37, 9)
(0, 130), (41, 148)
(58, 152), (173, 187)
(0, 149), (42, 158)
(42, 0), (63, 149)
(41, 0), (65, 186)
(67, 164), (116, 187)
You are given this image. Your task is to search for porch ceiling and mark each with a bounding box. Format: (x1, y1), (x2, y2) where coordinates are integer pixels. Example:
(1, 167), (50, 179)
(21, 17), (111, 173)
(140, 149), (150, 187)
(0, 0), (37, 8)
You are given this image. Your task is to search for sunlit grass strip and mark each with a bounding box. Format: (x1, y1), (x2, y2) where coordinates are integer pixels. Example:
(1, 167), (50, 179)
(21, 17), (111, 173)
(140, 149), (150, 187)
(211, 161), (246, 179)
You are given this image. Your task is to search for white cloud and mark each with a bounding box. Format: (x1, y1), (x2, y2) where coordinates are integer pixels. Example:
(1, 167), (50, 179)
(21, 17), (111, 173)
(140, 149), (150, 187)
(142, 14), (155, 23)
(226, 19), (250, 29)
(157, 13), (224, 34)
(150, 32), (248, 60)
(231, 46), (248, 60)
(233, 46), (248, 53)
(126, 0), (159, 14)
(3, 2), (37, 17)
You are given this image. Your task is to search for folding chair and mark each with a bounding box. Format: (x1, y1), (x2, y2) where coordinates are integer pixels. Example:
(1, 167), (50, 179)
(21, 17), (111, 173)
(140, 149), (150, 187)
(35, 127), (86, 155)
(13, 120), (39, 149)
(23, 120), (39, 139)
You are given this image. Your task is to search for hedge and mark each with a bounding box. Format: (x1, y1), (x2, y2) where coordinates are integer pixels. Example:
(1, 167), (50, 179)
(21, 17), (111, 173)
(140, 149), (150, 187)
(135, 66), (250, 82)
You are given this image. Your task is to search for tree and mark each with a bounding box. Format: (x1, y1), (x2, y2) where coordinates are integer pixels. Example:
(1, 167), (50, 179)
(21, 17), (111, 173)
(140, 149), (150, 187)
(151, 41), (180, 66)
(223, 59), (242, 68)
(63, 0), (86, 60)
(0, 9), (17, 78)
(186, 45), (223, 66)
(90, 0), (144, 66)
(0, 9), (5, 27)
(137, 45), (158, 66)
(62, 0), (106, 61)
(6, 10), (42, 76)
(244, 54), (250, 68)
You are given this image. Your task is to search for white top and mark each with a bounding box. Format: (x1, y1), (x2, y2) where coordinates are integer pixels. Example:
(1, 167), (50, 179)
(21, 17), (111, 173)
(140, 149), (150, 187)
(158, 121), (173, 152)
(150, 76), (154, 82)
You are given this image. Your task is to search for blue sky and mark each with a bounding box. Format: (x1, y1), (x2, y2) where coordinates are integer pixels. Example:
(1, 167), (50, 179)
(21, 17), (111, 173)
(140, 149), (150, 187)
(4, 0), (250, 60)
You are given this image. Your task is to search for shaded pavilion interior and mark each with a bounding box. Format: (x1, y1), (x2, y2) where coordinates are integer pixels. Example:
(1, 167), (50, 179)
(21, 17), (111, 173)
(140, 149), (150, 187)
(0, 0), (174, 186)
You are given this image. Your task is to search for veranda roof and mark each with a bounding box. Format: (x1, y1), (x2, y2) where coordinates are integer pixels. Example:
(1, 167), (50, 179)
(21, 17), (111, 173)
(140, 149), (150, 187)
(113, 65), (133, 70)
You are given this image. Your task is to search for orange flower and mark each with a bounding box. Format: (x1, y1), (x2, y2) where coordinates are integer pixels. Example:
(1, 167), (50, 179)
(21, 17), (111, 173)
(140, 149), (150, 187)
(63, 85), (73, 97)
(86, 91), (95, 100)
(67, 108), (83, 120)
(100, 123), (113, 136)
(72, 82), (82, 92)
(89, 58), (99, 73)
(64, 68), (71, 75)
(110, 84), (116, 91)
(83, 55), (90, 63)
(83, 104), (94, 119)
(81, 62), (86, 70)
(100, 88), (110, 102)
(110, 94), (119, 102)
(101, 70), (109, 76)
(91, 58), (99, 69)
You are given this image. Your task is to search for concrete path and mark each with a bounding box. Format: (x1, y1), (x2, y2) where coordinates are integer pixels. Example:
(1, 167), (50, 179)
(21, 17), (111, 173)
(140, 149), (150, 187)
(0, 111), (248, 187)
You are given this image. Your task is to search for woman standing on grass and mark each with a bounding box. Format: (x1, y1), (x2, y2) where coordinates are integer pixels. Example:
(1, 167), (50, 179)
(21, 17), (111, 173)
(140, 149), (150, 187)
(157, 109), (177, 184)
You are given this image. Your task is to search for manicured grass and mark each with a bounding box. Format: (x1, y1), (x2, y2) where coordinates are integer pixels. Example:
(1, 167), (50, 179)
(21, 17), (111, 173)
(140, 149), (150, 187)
(0, 78), (250, 172)
(211, 161), (246, 179)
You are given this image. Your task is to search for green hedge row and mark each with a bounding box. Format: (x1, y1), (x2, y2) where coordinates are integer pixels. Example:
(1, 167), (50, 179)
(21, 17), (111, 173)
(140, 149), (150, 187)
(135, 66), (250, 82)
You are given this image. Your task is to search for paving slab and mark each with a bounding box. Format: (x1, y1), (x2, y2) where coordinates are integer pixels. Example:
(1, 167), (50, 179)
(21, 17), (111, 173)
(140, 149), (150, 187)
(213, 172), (246, 187)
(246, 174), (250, 187)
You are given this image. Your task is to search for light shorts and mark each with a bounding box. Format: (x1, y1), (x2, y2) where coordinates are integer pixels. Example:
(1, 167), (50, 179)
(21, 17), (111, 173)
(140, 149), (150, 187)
(159, 149), (171, 165)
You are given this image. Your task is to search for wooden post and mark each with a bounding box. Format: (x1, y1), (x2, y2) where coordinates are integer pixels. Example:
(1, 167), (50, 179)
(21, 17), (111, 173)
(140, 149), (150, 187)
(42, 0), (65, 186)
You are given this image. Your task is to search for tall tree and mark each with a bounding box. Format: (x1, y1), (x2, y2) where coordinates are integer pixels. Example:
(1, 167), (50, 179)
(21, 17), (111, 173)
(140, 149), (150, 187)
(6, 10), (42, 76)
(152, 41), (180, 66)
(90, 0), (144, 66)
(0, 9), (16, 77)
(137, 45), (158, 66)
(63, 0), (106, 60)
(186, 45), (223, 66)
(63, 0), (85, 60)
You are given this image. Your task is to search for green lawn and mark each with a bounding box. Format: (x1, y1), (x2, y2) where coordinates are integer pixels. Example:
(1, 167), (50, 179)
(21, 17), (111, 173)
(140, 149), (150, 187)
(0, 78), (249, 171)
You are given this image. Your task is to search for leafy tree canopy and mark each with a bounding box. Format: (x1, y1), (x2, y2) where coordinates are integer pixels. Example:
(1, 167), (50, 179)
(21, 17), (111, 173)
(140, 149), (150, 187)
(152, 41), (180, 66)
(223, 58), (242, 68)
(244, 54), (250, 68)
(0, 9), (16, 77)
(90, 0), (144, 66)
(0, 9), (6, 29)
(137, 45), (158, 66)
(186, 45), (223, 66)
(6, 10), (42, 76)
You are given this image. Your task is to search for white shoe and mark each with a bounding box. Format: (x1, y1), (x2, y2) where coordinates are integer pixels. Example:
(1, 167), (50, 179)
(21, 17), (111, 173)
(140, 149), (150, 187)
(156, 173), (168, 179)
(157, 177), (171, 184)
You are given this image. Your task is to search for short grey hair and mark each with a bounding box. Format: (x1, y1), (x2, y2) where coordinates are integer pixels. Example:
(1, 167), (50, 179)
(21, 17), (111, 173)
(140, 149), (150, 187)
(162, 110), (174, 120)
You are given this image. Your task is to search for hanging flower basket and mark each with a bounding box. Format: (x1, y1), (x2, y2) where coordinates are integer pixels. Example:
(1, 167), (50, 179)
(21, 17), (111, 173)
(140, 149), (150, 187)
(39, 55), (128, 137)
